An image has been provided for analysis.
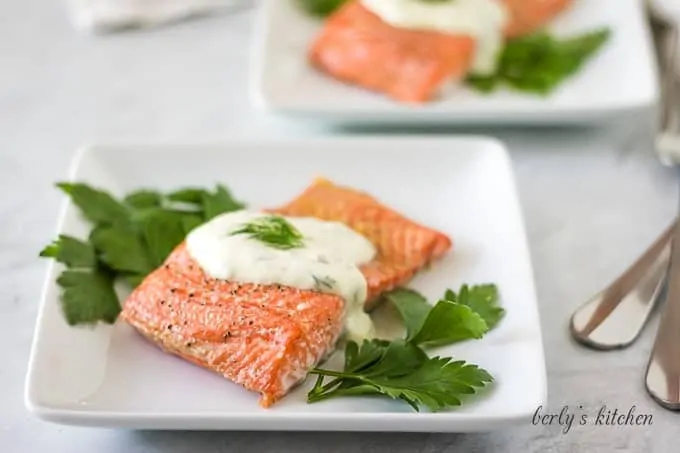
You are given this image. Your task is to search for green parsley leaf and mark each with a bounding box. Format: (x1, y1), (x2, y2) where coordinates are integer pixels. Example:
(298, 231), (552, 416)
(168, 185), (244, 219)
(57, 269), (121, 325)
(124, 190), (163, 209)
(309, 339), (420, 400)
(166, 187), (207, 205)
(466, 74), (499, 93)
(90, 225), (153, 275)
(56, 182), (130, 225)
(386, 285), (504, 348)
(444, 284), (505, 330)
(467, 28), (611, 95)
(308, 340), (492, 412)
(122, 273), (146, 289)
(42, 182), (247, 327)
(359, 339), (429, 378)
(345, 339), (423, 374)
(140, 210), (189, 267)
(297, 0), (347, 17)
(409, 301), (488, 348)
(181, 214), (204, 234)
(39, 235), (96, 268)
(231, 215), (304, 250)
(382, 288), (432, 340)
(362, 357), (493, 412)
(202, 184), (245, 220)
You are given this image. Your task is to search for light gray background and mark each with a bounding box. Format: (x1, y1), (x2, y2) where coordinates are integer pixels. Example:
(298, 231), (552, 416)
(1, 2), (678, 452)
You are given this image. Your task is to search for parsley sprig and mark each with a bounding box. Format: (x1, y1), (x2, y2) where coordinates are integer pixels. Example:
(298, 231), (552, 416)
(296, 0), (347, 17)
(231, 215), (304, 250)
(40, 182), (245, 326)
(467, 28), (611, 95)
(308, 284), (504, 412)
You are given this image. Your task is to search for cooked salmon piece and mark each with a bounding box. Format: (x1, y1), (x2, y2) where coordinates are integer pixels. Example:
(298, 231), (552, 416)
(273, 178), (452, 310)
(121, 242), (345, 408)
(502, 0), (574, 38)
(308, 1), (475, 103)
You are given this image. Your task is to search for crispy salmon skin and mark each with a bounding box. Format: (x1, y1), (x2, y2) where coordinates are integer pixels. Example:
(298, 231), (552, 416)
(274, 178), (452, 309)
(121, 178), (452, 407)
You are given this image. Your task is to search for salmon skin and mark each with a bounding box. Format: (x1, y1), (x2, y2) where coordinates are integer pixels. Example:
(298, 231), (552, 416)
(121, 178), (452, 407)
(309, 0), (574, 102)
(121, 242), (345, 408)
(273, 178), (452, 310)
(308, 1), (475, 103)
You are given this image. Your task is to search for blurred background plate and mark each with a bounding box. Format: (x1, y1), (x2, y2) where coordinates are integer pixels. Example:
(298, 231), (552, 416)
(250, 0), (658, 126)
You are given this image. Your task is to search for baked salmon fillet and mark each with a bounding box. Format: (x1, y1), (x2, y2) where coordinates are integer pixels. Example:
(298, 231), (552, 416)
(273, 178), (452, 310)
(308, 1), (475, 103)
(121, 243), (346, 408)
(121, 178), (451, 407)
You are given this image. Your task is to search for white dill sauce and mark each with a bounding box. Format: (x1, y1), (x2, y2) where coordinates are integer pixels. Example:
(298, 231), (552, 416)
(186, 210), (377, 342)
(360, 0), (509, 75)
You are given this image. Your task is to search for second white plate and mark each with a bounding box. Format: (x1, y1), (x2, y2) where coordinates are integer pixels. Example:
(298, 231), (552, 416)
(251, 0), (658, 125)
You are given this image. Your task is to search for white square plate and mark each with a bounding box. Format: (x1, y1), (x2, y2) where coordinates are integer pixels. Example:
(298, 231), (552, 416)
(251, 0), (658, 125)
(25, 137), (545, 432)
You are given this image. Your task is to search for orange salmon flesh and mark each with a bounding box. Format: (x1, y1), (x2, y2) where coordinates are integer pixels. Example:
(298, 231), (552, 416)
(308, 1), (476, 103)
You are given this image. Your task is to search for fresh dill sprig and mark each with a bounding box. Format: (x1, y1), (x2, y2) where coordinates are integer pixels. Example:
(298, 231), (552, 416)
(230, 215), (305, 250)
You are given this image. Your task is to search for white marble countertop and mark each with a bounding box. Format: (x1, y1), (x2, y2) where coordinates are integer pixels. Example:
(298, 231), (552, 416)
(2, 2), (679, 452)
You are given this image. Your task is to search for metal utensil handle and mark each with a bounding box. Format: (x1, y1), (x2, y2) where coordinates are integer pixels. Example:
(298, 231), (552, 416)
(660, 17), (679, 133)
(645, 208), (680, 410)
(570, 222), (673, 349)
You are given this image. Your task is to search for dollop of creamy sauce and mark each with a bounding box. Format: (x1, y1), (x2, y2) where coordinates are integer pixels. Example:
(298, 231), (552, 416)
(360, 0), (509, 75)
(186, 210), (377, 342)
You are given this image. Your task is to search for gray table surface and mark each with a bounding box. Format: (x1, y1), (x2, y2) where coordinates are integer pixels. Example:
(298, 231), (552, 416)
(2, 2), (679, 452)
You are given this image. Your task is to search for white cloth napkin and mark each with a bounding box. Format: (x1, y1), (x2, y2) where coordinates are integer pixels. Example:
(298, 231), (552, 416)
(67, 0), (254, 33)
